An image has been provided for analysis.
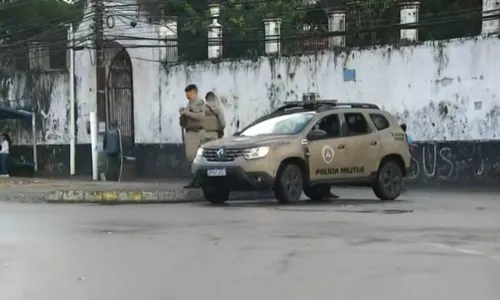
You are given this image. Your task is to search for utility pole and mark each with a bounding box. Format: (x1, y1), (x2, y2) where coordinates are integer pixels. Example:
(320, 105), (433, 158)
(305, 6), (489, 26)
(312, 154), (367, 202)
(94, 0), (106, 124)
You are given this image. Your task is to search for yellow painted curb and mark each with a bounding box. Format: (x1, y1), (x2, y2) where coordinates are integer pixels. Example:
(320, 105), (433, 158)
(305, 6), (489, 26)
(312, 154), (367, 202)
(44, 189), (207, 203)
(102, 191), (118, 201)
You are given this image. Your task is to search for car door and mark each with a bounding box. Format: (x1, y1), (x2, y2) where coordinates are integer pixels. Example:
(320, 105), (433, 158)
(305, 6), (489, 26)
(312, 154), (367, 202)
(340, 111), (381, 178)
(306, 113), (350, 182)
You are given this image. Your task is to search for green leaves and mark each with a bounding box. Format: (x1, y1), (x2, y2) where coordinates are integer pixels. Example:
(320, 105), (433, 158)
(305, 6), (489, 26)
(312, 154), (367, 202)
(0, 0), (84, 44)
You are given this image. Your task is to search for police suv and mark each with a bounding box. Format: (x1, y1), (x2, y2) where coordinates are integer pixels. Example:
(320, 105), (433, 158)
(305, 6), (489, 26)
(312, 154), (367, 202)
(192, 100), (411, 204)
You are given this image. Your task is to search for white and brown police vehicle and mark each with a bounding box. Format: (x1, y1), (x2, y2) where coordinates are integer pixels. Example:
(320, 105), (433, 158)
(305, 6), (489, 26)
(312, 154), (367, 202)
(192, 100), (411, 204)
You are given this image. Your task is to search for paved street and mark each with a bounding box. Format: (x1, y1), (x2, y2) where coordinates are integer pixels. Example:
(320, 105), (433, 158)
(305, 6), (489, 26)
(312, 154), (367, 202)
(1, 188), (499, 300)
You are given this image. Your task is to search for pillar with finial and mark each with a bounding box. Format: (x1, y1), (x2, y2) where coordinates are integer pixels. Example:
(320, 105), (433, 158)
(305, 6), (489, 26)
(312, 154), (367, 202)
(400, 1), (420, 42)
(208, 3), (223, 59)
(328, 9), (346, 48)
(482, 0), (500, 34)
(263, 17), (282, 55)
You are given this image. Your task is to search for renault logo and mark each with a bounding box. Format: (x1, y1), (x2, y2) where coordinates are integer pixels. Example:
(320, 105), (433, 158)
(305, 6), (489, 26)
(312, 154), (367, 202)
(216, 148), (225, 158)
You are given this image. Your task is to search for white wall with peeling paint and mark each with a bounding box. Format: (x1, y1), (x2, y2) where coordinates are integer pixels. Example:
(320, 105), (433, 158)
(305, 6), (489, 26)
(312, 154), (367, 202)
(0, 72), (70, 145)
(157, 36), (500, 142)
(3, 34), (500, 146)
(73, 0), (166, 144)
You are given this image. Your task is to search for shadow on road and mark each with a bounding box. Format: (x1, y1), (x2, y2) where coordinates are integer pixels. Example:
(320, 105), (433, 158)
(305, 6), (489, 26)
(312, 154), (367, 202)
(195, 198), (412, 210)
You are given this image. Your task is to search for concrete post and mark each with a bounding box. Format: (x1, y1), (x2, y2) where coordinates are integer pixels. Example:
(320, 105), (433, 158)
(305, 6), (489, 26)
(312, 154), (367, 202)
(400, 1), (420, 42)
(160, 17), (178, 63)
(264, 18), (282, 55)
(328, 10), (346, 48)
(208, 3), (222, 59)
(482, 0), (500, 34)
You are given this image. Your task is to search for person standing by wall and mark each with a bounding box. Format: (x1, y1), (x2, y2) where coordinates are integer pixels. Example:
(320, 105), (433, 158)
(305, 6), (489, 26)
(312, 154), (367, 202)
(180, 84), (205, 188)
(0, 133), (10, 177)
(103, 121), (121, 181)
(400, 123), (414, 153)
(400, 123), (414, 192)
(203, 91), (226, 141)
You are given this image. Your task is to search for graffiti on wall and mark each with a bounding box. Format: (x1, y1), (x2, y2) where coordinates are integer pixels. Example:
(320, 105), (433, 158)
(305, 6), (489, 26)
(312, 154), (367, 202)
(407, 141), (500, 184)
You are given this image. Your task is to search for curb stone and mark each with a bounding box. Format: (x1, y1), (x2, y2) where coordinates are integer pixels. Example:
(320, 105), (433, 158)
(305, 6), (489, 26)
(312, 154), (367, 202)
(45, 189), (204, 203)
(44, 189), (275, 204)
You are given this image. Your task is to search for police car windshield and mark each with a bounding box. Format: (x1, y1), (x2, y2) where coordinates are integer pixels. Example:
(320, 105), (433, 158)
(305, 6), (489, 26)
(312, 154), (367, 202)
(240, 112), (315, 136)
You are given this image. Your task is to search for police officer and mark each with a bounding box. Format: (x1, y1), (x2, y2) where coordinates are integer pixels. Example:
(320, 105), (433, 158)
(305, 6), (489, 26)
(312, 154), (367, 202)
(103, 120), (121, 181)
(203, 91), (226, 141)
(180, 84), (205, 188)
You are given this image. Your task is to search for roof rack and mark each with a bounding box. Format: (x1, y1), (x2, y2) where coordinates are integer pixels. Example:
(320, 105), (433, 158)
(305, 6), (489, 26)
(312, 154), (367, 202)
(334, 102), (380, 109)
(274, 99), (379, 114)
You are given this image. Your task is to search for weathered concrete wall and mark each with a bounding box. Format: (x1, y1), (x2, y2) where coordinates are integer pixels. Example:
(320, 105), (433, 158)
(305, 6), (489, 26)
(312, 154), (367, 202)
(4, 24), (500, 183)
(158, 37), (500, 143)
(0, 71), (70, 144)
(408, 141), (500, 186)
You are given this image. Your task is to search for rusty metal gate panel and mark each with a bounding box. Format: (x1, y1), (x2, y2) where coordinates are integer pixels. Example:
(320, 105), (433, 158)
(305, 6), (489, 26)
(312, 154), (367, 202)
(107, 49), (135, 159)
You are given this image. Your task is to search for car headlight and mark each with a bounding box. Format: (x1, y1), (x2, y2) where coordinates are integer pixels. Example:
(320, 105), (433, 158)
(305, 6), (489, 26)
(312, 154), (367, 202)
(243, 146), (270, 160)
(195, 147), (204, 160)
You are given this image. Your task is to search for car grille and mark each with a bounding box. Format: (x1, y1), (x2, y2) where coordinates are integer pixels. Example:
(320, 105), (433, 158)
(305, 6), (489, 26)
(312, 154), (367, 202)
(203, 148), (243, 162)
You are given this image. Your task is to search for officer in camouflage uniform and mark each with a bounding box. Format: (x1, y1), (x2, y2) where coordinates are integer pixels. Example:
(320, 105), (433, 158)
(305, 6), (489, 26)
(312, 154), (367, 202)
(203, 92), (226, 141)
(180, 84), (205, 188)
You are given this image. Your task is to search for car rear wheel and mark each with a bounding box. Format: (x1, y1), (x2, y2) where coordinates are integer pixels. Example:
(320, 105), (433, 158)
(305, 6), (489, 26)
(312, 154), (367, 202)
(275, 163), (303, 204)
(202, 185), (230, 205)
(372, 160), (403, 200)
(304, 184), (331, 201)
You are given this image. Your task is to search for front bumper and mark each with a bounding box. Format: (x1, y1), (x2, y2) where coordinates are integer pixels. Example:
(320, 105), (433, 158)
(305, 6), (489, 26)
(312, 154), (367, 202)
(194, 166), (275, 191)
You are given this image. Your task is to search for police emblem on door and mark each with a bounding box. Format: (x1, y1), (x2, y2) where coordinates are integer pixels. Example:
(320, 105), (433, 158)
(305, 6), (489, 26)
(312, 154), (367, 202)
(321, 145), (335, 164)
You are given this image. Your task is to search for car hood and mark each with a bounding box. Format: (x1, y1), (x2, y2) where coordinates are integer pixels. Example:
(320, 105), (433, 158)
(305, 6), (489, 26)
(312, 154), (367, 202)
(202, 135), (293, 149)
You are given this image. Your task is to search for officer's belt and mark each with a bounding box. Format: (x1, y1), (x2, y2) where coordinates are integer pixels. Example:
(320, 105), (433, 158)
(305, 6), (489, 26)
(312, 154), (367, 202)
(186, 127), (204, 132)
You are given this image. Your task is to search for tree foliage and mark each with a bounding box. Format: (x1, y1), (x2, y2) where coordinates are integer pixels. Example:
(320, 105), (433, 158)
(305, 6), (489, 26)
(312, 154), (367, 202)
(0, 0), (84, 45)
(419, 0), (482, 41)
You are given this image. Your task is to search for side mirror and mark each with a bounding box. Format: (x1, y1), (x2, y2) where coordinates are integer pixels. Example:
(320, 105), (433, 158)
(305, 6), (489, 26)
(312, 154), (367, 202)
(307, 129), (327, 141)
(233, 131), (241, 136)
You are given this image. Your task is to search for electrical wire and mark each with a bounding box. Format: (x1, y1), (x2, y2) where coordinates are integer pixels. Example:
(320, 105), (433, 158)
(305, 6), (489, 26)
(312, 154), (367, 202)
(0, 1), (492, 63)
(0, 10), (95, 39)
(108, 5), (483, 34)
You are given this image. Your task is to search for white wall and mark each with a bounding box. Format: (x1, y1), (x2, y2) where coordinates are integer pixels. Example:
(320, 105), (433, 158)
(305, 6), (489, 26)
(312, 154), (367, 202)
(158, 37), (500, 143)
(0, 71), (69, 145)
(4, 26), (500, 145)
(73, 0), (166, 143)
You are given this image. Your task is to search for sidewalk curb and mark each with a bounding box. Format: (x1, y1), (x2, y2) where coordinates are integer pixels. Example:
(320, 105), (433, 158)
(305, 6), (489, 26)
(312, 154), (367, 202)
(44, 189), (274, 204)
(45, 189), (204, 204)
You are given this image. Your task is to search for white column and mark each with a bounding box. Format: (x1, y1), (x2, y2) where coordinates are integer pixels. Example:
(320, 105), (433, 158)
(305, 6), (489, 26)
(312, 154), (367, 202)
(328, 10), (346, 48)
(160, 17), (178, 63)
(400, 1), (420, 42)
(482, 0), (500, 34)
(90, 112), (98, 181)
(264, 18), (282, 55)
(67, 23), (76, 175)
(208, 4), (222, 59)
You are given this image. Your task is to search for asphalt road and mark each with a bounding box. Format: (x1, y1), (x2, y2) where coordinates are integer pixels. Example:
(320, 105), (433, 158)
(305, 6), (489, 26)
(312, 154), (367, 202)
(1, 188), (499, 300)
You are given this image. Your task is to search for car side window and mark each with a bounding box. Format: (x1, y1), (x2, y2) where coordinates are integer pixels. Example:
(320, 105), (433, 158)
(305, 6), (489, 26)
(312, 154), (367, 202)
(312, 114), (341, 139)
(344, 113), (371, 136)
(369, 114), (390, 131)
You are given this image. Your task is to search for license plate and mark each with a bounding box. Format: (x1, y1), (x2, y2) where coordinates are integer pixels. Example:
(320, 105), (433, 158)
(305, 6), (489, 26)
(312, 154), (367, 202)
(207, 168), (226, 176)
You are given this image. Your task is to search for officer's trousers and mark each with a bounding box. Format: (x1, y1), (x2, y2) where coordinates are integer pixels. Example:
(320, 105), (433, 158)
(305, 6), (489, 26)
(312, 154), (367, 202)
(106, 153), (121, 181)
(184, 130), (204, 162)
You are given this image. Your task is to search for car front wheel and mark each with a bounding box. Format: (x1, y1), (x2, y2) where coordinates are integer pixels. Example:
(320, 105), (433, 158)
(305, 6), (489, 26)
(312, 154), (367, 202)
(372, 160), (403, 200)
(274, 163), (303, 204)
